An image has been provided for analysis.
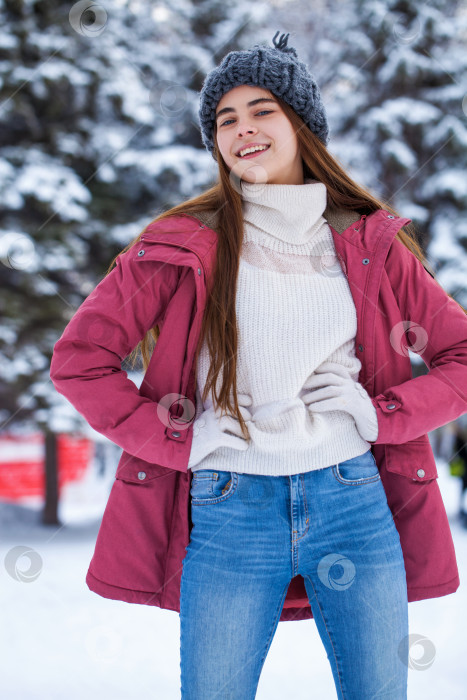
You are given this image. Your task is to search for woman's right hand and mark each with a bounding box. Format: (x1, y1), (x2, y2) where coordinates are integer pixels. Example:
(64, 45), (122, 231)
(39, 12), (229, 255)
(188, 394), (252, 468)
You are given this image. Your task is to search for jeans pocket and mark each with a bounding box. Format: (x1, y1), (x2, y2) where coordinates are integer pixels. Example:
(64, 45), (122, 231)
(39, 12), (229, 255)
(190, 469), (236, 504)
(332, 450), (381, 485)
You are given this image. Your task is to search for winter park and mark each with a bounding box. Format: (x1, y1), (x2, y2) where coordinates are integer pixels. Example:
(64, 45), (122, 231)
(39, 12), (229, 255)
(1, 0), (467, 698)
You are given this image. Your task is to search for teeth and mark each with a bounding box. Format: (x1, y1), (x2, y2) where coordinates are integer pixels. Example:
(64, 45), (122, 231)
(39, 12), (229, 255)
(238, 145), (269, 157)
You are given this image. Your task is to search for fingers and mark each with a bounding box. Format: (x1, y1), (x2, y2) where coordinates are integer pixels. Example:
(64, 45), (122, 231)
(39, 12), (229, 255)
(218, 414), (244, 437)
(238, 405), (253, 421)
(237, 393), (253, 406)
(214, 404), (252, 424)
(302, 385), (342, 406)
(306, 397), (349, 412)
(223, 434), (249, 450)
(304, 371), (347, 390)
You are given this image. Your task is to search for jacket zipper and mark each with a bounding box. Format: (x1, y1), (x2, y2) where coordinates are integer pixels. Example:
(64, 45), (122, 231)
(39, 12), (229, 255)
(138, 234), (208, 409)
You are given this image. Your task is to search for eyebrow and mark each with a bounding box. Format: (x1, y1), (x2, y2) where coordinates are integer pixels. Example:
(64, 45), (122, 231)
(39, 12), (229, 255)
(215, 97), (278, 121)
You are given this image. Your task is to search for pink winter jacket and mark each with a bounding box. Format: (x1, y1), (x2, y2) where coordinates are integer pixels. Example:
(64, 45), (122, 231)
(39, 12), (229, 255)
(49, 205), (467, 622)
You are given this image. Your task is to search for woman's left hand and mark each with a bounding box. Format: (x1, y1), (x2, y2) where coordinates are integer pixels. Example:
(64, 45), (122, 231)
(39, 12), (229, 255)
(302, 361), (378, 442)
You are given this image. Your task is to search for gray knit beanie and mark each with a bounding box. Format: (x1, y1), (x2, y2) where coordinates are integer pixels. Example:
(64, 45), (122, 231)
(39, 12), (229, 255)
(198, 31), (330, 160)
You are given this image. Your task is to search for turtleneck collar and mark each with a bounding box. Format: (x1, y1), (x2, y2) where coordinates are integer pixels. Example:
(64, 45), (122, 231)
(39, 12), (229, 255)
(240, 177), (327, 245)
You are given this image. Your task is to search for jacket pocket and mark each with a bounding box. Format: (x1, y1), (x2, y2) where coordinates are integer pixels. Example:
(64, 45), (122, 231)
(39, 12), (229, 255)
(115, 457), (174, 484)
(384, 435), (438, 482)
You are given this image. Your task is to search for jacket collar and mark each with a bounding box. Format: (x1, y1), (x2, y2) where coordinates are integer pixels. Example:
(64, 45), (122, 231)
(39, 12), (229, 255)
(324, 205), (361, 234)
(187, 205), (361, 237)
(142, 207), (411, 260)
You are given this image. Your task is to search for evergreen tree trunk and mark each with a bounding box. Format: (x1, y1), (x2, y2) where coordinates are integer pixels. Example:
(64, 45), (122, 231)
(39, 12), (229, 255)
(42, 429), (61, 526)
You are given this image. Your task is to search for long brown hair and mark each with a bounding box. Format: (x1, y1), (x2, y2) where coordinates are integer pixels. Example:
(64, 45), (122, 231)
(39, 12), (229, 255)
(105, 92), (462, 441)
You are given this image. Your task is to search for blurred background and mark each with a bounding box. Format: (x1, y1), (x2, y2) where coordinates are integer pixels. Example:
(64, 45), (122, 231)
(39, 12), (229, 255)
(1, 0), (466, 697)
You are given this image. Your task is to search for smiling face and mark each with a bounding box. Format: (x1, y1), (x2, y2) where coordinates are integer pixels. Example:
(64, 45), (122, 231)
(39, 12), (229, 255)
(214, 85), (304, 185)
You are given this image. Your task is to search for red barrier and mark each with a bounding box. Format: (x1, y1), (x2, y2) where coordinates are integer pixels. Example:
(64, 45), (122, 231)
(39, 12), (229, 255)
(0, 433), (94, 501)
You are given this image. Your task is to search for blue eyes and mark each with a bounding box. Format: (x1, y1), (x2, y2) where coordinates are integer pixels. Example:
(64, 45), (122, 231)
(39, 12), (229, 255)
(220, 110), (273, 127)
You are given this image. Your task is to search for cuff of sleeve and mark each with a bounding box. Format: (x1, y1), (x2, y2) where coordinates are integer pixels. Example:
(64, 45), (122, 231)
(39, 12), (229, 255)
(368, 396), (403, 443)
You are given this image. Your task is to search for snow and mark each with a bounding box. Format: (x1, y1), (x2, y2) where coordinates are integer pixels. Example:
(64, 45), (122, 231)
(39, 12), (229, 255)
(0, 324), (17, 344)
(86, 122), (143, 159)
(2, 148), (92, 223)
(1, 453), (465, 699)
(1, 0), (466, 692)
(26, 32), (70, 52)
(101, 66), (156, 125)
(401, 202), (430, 224)
(113, 145), (215, 196)
(15, 157), (92, 223)
(0, 32), (18, 49)
(420, 170), (467, 203)
(109, 218), (149, 246)
(381, 138), (417, 170)
(425, 115), (467, 151)
(151, 5), (172, 22)
(0, 159), (23, 209)
(428, 217), (465, 261)
(0, 231), (40, 272)
(0, 346), (48, 381)
(365, 99), (442, 140)
(37, 59), (92, 85)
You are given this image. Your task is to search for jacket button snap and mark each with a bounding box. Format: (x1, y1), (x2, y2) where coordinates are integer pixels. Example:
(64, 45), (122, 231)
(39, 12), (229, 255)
(172, 431), (181, 438)
(197, 267), (201, 275)
(387, 215), (395, 219)
(137, 471), (147, 480)
(138, 250), (145, 256)
(358, 344), (363, 351)
(417, 469), (425, 478)
(362, 258), (370, 265)
(386, 403), (396, 409)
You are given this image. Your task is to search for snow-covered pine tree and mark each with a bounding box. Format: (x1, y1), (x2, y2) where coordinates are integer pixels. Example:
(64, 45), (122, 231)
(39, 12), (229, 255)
(272, 0), (467, 304)
(0, 0), (269, 518)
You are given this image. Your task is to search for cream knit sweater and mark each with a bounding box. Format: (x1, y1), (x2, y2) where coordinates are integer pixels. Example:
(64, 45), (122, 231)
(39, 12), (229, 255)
(189, 178), (377, 476)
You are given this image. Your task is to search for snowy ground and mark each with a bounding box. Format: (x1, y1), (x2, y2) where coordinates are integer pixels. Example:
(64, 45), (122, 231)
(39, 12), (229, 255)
(1, 453), (466, 699)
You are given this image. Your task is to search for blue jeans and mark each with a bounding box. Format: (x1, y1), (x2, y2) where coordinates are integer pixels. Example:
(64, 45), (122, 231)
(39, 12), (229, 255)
(180, 449), (408, 699)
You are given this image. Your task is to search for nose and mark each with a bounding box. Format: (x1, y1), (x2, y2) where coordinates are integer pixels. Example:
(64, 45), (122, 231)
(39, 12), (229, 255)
(236, 121), (258, 138)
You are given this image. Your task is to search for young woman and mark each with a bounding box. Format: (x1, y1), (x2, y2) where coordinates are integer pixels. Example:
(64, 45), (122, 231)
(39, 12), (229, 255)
(50, 31), (467, 700)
